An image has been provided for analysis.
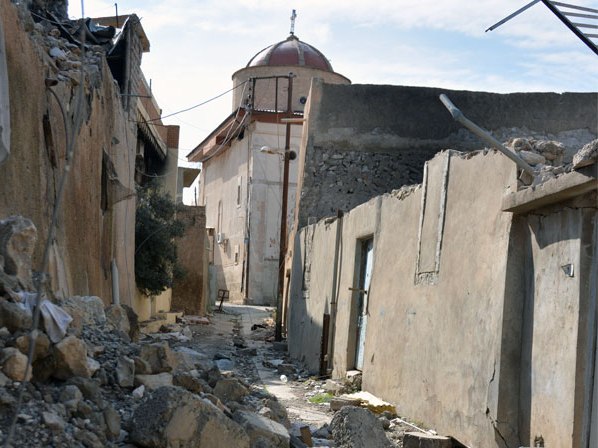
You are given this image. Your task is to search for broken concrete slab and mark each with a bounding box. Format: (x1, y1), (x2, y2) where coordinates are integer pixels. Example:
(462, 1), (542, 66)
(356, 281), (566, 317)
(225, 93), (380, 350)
(134, 372), (173, 390)
(573, 139), (597, 169)
(129, 386), (250, 448)
(330, 406), (393, 448)
(139, 341), (177, 374)
(403, 431), (452, 448)
(53, 335), (91, 379)
(338, 391), (396, 415)
(62, 296), (106, 326)
(116, 356), (135, 388)
(213, 377), (249, 403)
(1, 347), (31, 381)
(330, 397), (362, 411)
(233, 409), (291, 448)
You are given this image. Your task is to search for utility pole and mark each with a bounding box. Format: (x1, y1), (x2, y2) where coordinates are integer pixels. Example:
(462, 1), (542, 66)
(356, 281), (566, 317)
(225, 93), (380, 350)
(275, 74), (293, 341)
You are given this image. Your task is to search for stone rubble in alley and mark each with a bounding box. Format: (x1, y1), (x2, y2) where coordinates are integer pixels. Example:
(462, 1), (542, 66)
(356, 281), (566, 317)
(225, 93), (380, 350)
(0, 214), (436, 447)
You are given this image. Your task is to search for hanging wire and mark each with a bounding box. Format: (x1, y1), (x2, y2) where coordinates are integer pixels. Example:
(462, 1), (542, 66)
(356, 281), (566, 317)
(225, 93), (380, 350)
(4, 3), (88, 446)
(142, 80), (249, 123)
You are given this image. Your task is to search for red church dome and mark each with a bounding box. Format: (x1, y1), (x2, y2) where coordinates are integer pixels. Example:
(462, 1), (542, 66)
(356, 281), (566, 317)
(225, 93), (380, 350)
(246, 35), (334, 72)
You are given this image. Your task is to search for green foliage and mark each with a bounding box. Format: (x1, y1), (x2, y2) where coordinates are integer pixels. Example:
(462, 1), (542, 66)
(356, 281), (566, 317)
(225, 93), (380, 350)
(135, 181), (185, 296)
(308, 393), (333, 404)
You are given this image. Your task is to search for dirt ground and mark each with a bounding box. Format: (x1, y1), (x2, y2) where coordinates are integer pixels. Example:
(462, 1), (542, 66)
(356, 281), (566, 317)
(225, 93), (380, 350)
(178, 303), (427, 447)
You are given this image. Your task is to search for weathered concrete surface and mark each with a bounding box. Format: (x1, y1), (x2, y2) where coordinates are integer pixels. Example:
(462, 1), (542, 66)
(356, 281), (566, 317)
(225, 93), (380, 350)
(295, 80), (597, 227)
(288, 147), (598, 447)
(195, 121), (302, 305)
(503, 164), (597, 213)
(172, 205), (207, 315)
(519, 205), (597, 448)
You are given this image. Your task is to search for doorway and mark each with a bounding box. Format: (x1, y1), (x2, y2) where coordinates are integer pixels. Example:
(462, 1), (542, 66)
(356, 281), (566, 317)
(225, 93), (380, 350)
(354, 237), (374, 371)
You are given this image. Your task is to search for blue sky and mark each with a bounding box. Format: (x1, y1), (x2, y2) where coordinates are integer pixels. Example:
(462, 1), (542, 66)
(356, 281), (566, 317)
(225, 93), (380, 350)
(72, 1), (598, 155)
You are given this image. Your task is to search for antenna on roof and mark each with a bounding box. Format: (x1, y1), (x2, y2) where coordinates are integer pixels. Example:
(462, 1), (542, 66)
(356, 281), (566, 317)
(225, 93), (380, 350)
(290, 9), (297, 35)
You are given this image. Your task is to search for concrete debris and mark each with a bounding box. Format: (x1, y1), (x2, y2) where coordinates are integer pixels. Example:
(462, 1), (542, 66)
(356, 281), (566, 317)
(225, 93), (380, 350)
(213, 377), (250, 403)
(53, 335), (92, 380)
(330, 406), (393, 448)
(0, 216), (37, 291)
(62, 296), (106, 326)
(336, 391), (397, 415)
(0, 299), (33, 333)
(105, 305), (131, 336)
(184, 315), (211, 325)
(173, 371), (207, 394)
(403, 432), (452, 448)
(132, 384), (145, 399)
(129, 386), (250, 448)
(233, 409), (291, 448)
(507, 138), (564, 167)
(330, 397), (363, 411)
(573, 138), (598, 169)
(139, 341), (177, 374)
(115, 356), (135, 388)
(1, 347), (31, 381)
(134, 372), (173, 390)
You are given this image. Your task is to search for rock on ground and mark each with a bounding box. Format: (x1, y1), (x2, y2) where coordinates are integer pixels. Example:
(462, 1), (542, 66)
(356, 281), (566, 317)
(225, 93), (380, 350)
(1, 347), (31, 381)
(53, 335), (91, 379)
(0, 299), (32, 333)
(233, 409), (291, 448)
(213, 377), (249, 404)
(330, 406), (393, 448)
(139, 342), (177, 374)
(129, 386), (250, 448)
(134, 373), (173, 390)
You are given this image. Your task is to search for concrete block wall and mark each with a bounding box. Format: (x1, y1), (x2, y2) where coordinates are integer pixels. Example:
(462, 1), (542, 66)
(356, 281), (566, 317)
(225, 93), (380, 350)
(295, 81), (597, 228)
(288, 148), (598, 447)
(172, 206), (207, 316)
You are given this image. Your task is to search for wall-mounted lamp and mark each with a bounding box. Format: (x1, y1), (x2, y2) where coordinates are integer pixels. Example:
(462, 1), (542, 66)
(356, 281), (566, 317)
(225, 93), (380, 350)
(260, 146), (297, 160)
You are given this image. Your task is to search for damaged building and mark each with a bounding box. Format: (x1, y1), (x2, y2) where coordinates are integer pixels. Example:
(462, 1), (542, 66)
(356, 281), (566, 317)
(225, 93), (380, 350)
(0, 0), (185, 320)
(285, 80), (597, 447)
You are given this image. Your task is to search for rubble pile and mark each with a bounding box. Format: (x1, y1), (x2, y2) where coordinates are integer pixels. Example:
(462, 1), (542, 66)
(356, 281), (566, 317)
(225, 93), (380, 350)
(0, 215), (301, 447)
(12, 0), (118, 90)
(506, 137), (598, 186)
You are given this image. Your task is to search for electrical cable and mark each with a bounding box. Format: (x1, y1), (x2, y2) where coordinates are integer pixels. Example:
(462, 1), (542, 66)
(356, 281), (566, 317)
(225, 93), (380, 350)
(4, 2), (88, 446)
(142, 81), (249, 123)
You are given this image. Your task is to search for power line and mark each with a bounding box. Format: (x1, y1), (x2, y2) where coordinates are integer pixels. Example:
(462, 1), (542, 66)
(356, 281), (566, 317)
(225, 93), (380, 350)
(144, 81), (249, 123)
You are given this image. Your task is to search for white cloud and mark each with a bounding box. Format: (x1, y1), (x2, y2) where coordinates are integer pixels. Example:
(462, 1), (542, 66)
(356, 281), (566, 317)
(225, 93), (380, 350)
(72, 0), (597, 152)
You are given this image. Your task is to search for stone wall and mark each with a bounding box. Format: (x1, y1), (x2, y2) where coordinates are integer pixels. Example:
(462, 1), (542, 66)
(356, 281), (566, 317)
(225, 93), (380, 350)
(296, 80), (597, 227)
(172, 206), (207, 315)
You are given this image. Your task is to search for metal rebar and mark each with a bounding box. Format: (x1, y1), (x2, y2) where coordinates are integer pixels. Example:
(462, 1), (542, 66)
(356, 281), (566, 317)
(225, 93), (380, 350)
(439, 94), (535, 176)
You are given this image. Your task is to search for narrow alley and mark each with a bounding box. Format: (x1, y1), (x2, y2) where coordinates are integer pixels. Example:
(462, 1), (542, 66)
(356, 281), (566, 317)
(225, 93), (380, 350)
(0, 1), (596, 447)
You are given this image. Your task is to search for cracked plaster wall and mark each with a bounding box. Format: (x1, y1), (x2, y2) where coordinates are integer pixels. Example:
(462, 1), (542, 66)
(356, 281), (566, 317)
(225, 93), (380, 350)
(0, 0), (136, 304)
(290, 146), (598, 447)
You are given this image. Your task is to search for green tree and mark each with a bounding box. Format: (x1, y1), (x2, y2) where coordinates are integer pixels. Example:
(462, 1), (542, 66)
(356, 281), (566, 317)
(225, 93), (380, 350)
(135, 181), (185, 296)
